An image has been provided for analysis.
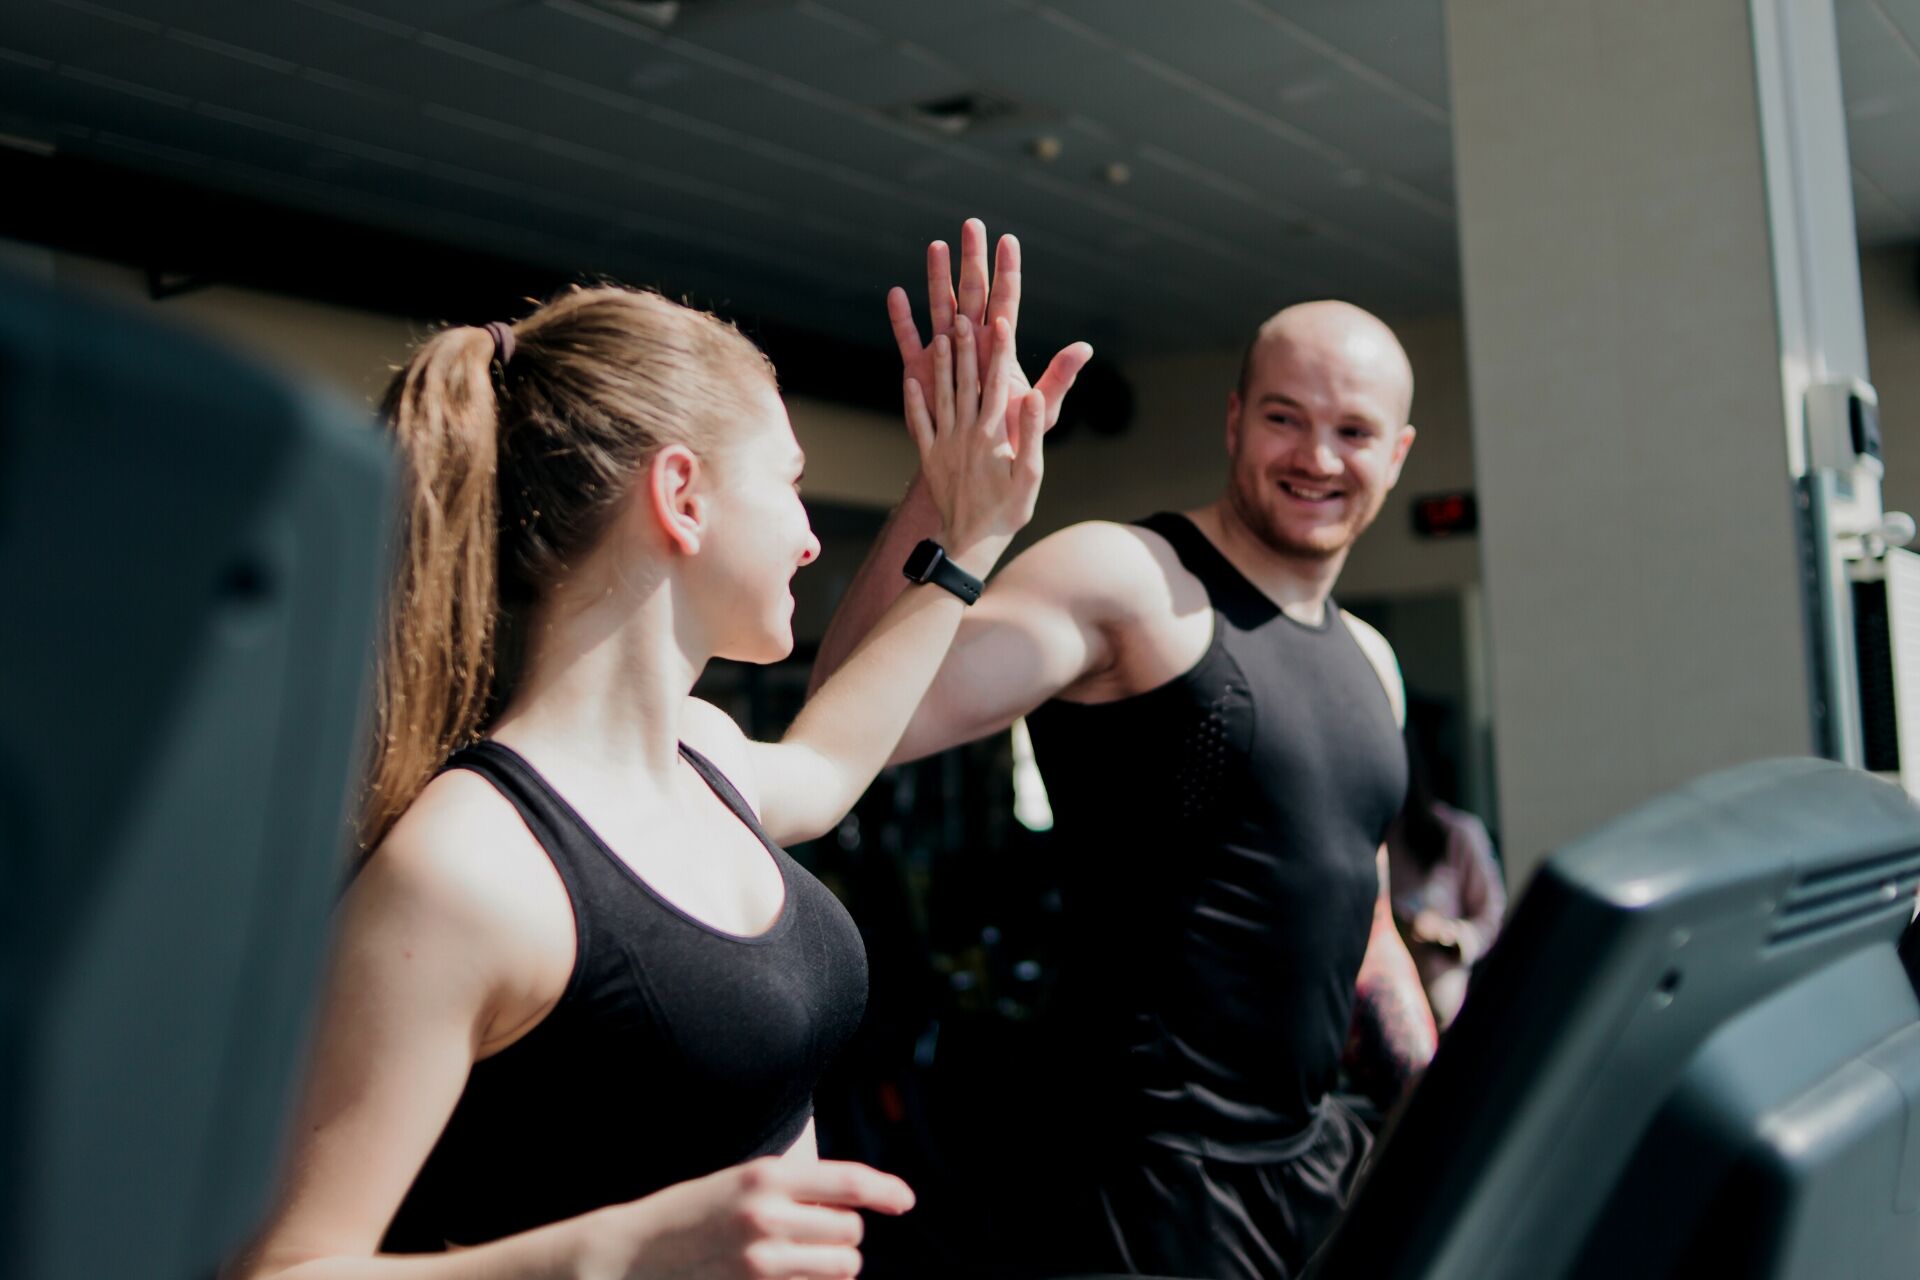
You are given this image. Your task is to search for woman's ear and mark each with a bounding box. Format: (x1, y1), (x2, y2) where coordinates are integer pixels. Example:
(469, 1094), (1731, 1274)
(648, 444), (706, 555)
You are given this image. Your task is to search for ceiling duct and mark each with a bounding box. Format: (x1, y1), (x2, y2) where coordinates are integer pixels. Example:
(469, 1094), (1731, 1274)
(894, 92), (1025, 137)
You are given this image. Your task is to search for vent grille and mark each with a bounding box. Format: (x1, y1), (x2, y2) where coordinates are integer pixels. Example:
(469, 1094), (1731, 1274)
(1768, 846), (1920, 946)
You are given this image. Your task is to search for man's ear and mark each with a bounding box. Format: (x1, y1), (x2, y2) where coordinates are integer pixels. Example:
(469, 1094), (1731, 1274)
(1386, 423), (1417, 485)
(648, 444), (706, 554)
(1225, 390), (1244, 456)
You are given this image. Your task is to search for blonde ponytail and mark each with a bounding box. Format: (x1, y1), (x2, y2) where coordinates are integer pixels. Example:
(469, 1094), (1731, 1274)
(361, 325), (502, 851)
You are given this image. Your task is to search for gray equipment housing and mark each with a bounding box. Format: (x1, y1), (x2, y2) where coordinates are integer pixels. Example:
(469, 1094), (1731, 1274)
(1310, 758), (1920, 1279)
(0, 268), (394, 1280)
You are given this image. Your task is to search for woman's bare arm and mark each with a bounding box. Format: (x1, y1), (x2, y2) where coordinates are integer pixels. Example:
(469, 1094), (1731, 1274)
(226, 775), (585, 1278)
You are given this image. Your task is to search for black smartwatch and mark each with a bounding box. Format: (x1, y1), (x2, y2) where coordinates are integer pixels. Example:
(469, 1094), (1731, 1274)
(902, 538), (983, 605)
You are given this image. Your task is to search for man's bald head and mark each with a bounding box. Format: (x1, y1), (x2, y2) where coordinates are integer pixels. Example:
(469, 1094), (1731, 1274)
(1235, 300), (1415, 425)
(1223, 299), (1419, 563)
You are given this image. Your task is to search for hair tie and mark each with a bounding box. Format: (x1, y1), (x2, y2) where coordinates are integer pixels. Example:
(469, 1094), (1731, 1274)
(482, 320), (516, 369)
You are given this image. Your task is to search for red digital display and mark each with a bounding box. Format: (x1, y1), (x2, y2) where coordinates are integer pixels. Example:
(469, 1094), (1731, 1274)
(1413, 492), (1477, 538)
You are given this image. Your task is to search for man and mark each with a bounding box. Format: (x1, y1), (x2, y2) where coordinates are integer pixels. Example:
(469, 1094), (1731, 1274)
(813, 221), (1437, 1280)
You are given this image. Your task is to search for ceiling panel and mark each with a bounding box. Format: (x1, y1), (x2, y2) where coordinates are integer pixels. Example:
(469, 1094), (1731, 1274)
(1043, 0), (1324, 87)
(2, 0), (1914, 360)
(773, 44), (971, 112)
(341, 0), (512, 31)
(453, 10), (636, 90)
(1117, 164), (1349, 292)
(66, 29), (282, 102)
(347, 34), (563, 113)
(95, 0), (278, 29)
(199, 66), (502, 168)
(446, 4), (682, 96)
(159, 1), (397, 67)
(1850, 100), (1920, 208)
(1114, 111), (1345, 219)
(1394, 162), (1453, 209)
(11, 59), (198, 138)
(1873, 0), (1920, 49)
(0, 1), (158, 63)
(671, 1), (880, 66)
(1256, 0), (1451, 111)
(637, 72), (933, 175)
(800, 0), (1028, 49)
(1218, 66), (1452, 184)
(1848, 85), (1920, 178)
(1853, 168), (1920, 244)
(1297, 184), (1455, 277)
(1839, 0), (1917, 104)
(156, 104), (429, 189)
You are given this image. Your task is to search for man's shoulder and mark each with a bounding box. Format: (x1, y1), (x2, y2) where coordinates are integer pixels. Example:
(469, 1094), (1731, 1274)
(1002, 518), (1207, 641)
(1340, 609), (1406, 728)
(998, 518), (1213, 702)
(1025, 516), (1163, 563)
(1340, 609), (1396, 661)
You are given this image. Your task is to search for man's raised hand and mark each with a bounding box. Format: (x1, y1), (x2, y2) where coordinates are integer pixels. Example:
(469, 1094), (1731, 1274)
(887, 218), (1093, 436)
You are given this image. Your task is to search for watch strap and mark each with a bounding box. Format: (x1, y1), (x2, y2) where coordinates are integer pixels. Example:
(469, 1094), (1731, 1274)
(903, 538), (983, 605)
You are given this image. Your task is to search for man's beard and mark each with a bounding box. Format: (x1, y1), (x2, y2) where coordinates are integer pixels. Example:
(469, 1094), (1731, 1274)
(1226, 462), (1372, 563)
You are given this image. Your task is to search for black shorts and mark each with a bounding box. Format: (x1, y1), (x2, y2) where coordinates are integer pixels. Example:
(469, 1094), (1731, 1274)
(1049, 1095), (1374, 1280)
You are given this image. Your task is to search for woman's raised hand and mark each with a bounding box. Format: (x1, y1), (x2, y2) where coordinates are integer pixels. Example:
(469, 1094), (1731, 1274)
(903, 313), (1046, 562)
(887, 221), (1092, 438)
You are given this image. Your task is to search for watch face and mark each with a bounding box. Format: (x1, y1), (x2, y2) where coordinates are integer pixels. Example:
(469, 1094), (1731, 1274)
(904, 540), (942, 581)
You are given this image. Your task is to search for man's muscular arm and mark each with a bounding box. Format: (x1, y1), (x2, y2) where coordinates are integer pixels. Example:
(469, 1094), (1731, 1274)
(819, 520), (1146, 764)
(1340, 613), (1438, 1105)
(1346, 847), (1439, 1107)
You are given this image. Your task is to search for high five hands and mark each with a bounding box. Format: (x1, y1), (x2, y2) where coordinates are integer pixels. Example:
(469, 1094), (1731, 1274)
(888, 218), (1095, 454)
(902, 306), (1042, 559)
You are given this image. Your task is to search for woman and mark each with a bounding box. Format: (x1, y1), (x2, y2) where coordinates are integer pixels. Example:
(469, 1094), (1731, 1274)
(229, 284), (1056, 1279)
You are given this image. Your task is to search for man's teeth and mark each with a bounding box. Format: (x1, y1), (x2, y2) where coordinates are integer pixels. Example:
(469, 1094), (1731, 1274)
(1282, 482), (1339, 500)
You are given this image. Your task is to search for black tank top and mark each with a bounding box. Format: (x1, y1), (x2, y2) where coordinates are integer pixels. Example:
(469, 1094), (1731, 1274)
(383, 739), (868, 1250)
(1026, 513), (1407, 1157)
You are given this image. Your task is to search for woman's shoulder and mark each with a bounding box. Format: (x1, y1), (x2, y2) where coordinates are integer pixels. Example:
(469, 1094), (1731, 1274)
(680, 696), (761, 811)
(355, 766), (576, 1003)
